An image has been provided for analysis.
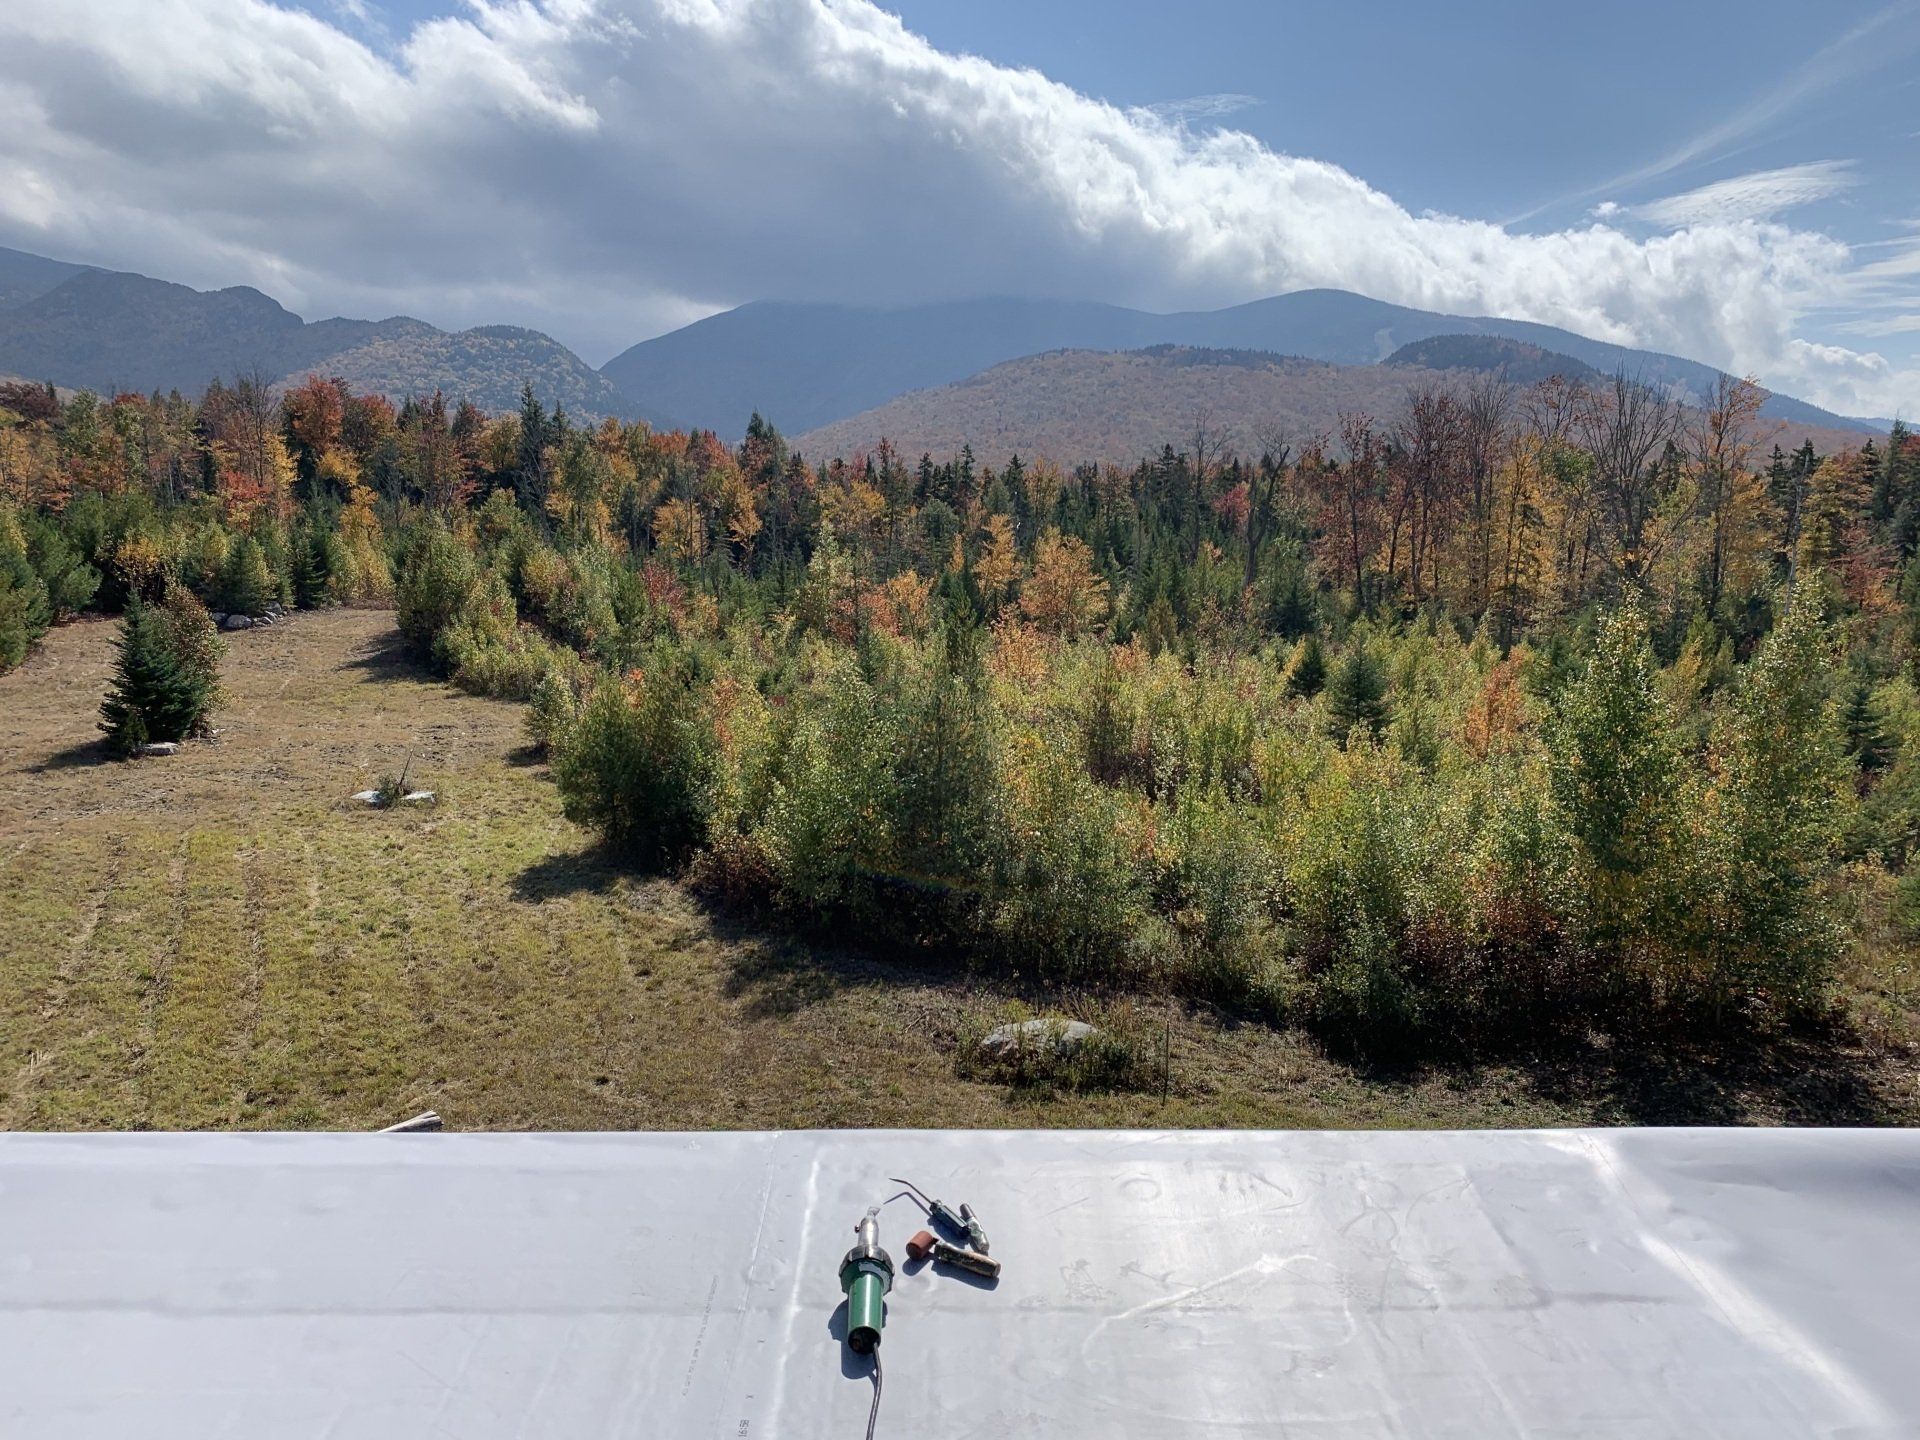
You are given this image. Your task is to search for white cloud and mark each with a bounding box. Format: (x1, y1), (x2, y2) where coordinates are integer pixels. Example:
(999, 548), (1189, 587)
(1630, 161), (1860, 228)
(1838, 314), (1920, 337)
(1139, 93), (1262, 127)
(0, 0), (1913, 416)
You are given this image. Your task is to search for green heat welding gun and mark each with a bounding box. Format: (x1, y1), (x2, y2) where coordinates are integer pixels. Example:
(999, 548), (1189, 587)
(839, 1206), (895, 1355)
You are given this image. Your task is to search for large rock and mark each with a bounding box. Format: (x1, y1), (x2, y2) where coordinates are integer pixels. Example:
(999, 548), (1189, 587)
(978, 1018), (1098, 1062)
(222, 614), (253, 631)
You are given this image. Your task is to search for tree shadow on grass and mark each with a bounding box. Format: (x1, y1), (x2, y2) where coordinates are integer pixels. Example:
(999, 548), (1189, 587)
(510, 845), (629, 904)
(693, 886), (1105, 1030)
(26, 736), (116, 773)
(1325, 1016), (1906, 1127)
(345, 631), (429, 683)
(1510, 1022), (1901, 1126)
(707, 906), (899, 1022)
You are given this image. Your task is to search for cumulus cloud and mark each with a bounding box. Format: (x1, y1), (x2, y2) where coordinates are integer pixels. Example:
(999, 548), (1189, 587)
(1629, 161), (1860, 228)
(0, 0), (1913, 415)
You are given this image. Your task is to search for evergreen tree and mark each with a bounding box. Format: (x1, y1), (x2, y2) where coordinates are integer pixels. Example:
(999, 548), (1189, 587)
(1326, 647), (1389, 745)
(1262, 539), (1316, 639)
(99, 602), (200, 752)
(1841, 674), (1890, 775)
(0, 522), (49, 668)
(515, 382), (551, 514)
(1546, 601), (1677, 884)
(1707, 592), (1848, 1004)
(291, 519), (335, 608)
(219, 534), (273, 615)
(1287, 632), (1327, 699)
(0, 565), (36, 670)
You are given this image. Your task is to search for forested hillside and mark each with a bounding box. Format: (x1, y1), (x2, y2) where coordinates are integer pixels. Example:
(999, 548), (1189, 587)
(797, 346), (1874, 470)
(4, 365), (1919, 1060)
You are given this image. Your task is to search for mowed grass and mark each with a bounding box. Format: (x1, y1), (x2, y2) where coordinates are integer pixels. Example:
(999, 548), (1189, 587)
(1, 609), (1915, 1131)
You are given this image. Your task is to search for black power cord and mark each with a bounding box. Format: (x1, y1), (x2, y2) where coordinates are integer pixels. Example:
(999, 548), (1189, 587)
(865, 1348), (883, 1440)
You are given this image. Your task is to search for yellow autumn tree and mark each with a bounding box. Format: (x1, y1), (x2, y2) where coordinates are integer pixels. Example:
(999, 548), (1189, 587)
(974, 513), (1018, 610)
(654, 496), (709, 565)
(1020, 528), (1109, 638)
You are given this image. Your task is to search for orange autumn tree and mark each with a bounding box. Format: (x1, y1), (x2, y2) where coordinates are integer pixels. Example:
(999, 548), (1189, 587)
(203, 376), (294, 523)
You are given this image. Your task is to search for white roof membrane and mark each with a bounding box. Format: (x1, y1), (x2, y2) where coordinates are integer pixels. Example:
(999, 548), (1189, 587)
(1, 1128), (1916, 1437)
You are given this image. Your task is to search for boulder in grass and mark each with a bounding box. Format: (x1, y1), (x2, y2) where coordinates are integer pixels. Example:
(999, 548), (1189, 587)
(351, 789), (436, 807)
(978, 1018), (1098, 1062)
(222, 614), (253, 631)
(137, 741), (179, 757)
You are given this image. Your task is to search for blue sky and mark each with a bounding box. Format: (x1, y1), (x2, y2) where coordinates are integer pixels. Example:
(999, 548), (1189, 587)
(3, 0), (1917, 413)
(891, 1), (1919, 225)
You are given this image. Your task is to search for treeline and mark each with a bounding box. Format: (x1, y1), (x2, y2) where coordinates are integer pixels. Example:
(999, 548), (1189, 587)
(4, 368), (1918, 1047)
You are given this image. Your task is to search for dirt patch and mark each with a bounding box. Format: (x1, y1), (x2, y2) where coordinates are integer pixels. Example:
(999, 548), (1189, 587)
(0, 611), (519, 839)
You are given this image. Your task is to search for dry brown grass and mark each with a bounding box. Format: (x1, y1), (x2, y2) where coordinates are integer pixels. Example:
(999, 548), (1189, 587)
(2, 610), (1913, 1131)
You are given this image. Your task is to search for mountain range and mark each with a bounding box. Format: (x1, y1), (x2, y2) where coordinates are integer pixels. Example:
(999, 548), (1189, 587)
(601, 291), (1883, 439)
(0, 243), (1888, 448)
(0, 247), (655, 423)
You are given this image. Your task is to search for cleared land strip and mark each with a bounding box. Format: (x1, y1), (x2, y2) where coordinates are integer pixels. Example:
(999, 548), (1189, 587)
(0, 610), (1912, 1130)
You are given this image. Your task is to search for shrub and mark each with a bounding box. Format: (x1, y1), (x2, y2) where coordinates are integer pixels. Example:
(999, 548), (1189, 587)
(394, 524), (479, 662)
(1288, 757), (1428, 1040)
(752, 662), (903, 918)
(551, 654), (715, 868)
(525, 657), (590, 755)
(435, 572), (545, 699)
(449, 624), (554, 701)
(177, 524), (230, 606)
(987, 731), (1149, 978)
(1154, 787), (1282, 1004)
(152, 584), (223, 710)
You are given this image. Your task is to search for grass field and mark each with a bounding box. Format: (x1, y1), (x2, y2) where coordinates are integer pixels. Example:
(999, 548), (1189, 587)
(1, 609), (1915, 1131)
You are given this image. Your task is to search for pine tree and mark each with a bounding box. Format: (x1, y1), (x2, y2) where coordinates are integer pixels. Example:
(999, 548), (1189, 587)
(219, 534), (273, 616)
(1326, 647), (1389, 746)
(99, 603), (199, 753)
(291, 520), (335, 608)
(1842, 674), (1889, 775)
(1287, 633), (1327, 699)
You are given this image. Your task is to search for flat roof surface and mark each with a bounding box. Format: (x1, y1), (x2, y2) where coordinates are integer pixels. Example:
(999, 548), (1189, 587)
(1, 1128), (1917, 1437)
